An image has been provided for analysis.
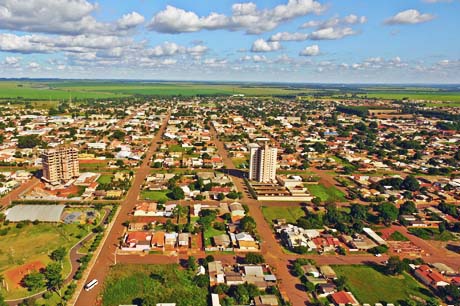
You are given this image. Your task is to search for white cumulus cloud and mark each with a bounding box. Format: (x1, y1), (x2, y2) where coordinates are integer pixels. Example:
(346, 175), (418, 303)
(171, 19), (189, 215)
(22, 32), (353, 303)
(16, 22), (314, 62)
(310, 27), (356, 40)
(251, 39), (282, 52)
(385, 9), (435, 25)
(269, 32), (309, 42)
(299, 44), (320, 56)
(148, 0), (325, 34)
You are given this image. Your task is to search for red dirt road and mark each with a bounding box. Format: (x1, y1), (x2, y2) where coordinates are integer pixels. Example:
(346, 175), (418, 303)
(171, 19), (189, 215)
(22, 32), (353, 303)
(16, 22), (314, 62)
(74, 113), (171, 306)
(0, 177), (39, 208)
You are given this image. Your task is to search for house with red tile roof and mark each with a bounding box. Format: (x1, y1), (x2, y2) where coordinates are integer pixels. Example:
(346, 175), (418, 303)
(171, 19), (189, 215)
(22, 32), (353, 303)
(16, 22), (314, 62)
(414, 265), (450, 288)
(330, 291), (359, 306)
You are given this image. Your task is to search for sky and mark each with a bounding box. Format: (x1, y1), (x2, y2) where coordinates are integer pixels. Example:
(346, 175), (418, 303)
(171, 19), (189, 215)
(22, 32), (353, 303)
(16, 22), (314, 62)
(0, 0), (459, 83)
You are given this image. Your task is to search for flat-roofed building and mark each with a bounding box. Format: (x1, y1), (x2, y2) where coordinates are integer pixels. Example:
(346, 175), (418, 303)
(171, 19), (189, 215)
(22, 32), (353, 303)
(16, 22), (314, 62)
(42, 147), (79, 185)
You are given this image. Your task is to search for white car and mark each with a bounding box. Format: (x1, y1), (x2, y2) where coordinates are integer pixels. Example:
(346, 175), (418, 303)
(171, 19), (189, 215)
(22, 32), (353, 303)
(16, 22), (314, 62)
(374, 253), (382, 257)
(84, 279), (98, 291)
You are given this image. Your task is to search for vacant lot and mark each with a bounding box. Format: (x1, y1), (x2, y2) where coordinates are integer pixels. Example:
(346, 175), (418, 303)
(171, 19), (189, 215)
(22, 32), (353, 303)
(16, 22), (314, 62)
(306, 184), (346, 202)
(333, 265), (436, 304)
(102, 264), (208, 306)
(140, 190), (170, 202)
(261, 206), (305, 225)
(0, 223), (90, 299)
(97, 174), (113, 184)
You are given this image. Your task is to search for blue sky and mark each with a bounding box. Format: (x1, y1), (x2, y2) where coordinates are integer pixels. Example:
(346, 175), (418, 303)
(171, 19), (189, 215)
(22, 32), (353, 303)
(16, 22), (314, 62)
(0, 0), (459, 83)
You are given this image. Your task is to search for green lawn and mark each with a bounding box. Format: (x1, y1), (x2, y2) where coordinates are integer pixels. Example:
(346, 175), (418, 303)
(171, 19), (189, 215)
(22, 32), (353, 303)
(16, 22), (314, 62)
(333, 265), (437, 304)
(306, 184), (346, 202)
(102, 264), (208, 306)
(408, 228), (457, 241)
(389, 231), (409, 241)
(168, 144), (188, 152)
(232, 157), (248, 169)
(140, 190), (170, 202)
(0, 223), (92, 299)
(261, 206), (305, 225)
(97, 174), (113, 184)
(79, 161), (108, 171)
(203, 227), (226, 247)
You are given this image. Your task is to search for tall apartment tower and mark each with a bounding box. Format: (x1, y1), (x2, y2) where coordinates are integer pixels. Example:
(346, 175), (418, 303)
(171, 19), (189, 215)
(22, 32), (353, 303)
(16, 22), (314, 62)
(248, 139), (277, 183)
(42, 147), (80, 185)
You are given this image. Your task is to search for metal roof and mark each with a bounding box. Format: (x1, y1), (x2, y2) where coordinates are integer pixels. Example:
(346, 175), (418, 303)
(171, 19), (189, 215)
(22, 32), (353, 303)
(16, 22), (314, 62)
(6, 205), (65, 222)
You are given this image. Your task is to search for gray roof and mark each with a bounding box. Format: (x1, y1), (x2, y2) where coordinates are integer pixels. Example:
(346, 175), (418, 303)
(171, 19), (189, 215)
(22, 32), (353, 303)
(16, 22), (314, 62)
(6, 205), (65, 222)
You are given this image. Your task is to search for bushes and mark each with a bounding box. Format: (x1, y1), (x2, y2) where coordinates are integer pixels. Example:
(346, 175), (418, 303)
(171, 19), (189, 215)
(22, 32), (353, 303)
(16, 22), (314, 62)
(243, 253), (265, 264)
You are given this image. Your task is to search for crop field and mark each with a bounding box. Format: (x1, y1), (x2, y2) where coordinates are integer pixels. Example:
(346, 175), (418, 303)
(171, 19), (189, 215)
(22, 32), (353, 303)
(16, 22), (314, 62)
(0, 80), (318, 100)
(333, 265), (437, 304)
(102, 264), (208, 306)
(1, 81), (459, 104)
(0, 82), (125, 100)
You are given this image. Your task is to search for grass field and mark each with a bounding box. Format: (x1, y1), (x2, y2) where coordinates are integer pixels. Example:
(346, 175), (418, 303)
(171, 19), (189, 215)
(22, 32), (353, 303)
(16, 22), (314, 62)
(97, 174), (113, 184)
(79, 161), (109, 171)
(232, 157), (248, 168)
(140, 190), (170, 202)
(0, 82), (125, 100)
(306, 184), (346, 202)
(389, 231), (409, 241)
(102, 264), (208, 306)
(408, 228), (457, 241)
(356, 92), (460, 102)
(333, 265), (436, 304)
(1, 81), (460, 103)
(0, 223), (91, 299)
(261, 206), (305, 225)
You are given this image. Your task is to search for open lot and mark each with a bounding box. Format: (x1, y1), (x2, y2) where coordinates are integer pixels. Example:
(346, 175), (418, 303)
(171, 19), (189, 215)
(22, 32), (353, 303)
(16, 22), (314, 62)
(102, 264), (208, 306)
(0, 223), (90, 299)
(261, 206), (305, 226)
(97, 174), (113, 184)
(333, 265), (437, 304)
(306, 184), (346, 202)
(140, 190), (170, 202)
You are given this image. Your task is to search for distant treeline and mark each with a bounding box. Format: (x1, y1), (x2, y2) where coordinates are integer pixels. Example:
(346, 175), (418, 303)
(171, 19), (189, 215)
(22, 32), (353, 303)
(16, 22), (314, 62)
(403, 106), (460, 130)
(336, 105), (369, 117)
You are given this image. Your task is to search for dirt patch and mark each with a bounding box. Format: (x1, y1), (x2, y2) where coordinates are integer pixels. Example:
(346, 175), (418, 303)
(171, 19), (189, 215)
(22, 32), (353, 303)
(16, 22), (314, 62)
(5, 260), (45, 289)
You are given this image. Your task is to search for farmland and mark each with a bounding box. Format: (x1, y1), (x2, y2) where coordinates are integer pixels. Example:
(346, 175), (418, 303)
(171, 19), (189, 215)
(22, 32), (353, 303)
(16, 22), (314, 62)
(1, 81), (460, 104)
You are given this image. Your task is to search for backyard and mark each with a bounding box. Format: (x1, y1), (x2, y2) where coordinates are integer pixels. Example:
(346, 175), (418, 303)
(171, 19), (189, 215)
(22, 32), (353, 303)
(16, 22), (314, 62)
(102, 264), (208, 306)
(333, 265), (437, 304)
(203, 227), (226, 247)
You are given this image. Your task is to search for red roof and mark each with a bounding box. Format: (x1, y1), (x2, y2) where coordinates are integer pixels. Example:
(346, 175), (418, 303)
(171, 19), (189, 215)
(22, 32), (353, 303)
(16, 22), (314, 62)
(126, 231), (151, 243)
(331, 291), (357, 305)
